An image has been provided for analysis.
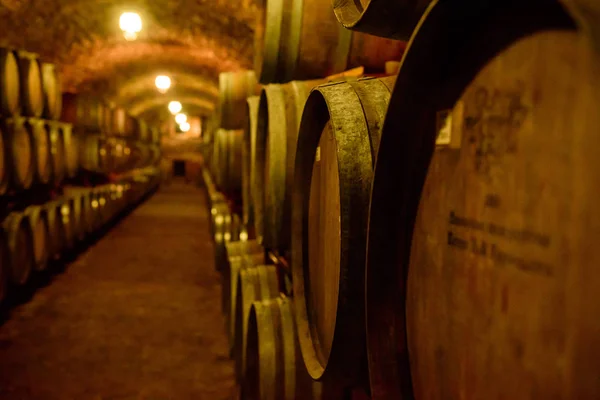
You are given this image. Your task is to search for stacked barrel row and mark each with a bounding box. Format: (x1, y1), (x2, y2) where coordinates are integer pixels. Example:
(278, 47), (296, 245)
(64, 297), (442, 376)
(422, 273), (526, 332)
(61, 94), (162, 176)
(0, 167), (161, 307)
(0, 48), (76, 194)
(204, 1), (600, 400)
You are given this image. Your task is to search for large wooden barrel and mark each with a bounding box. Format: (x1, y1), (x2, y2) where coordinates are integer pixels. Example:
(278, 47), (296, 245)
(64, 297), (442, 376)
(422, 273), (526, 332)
(17, 51), (43, 118)
(242, 96), (259, 233)
(61, 94), (105, 132)
(213, 129), (243, 194)
(253, 0), (405, 84)
(60, 197), (77, 250)
(64, 187), (90, 241)
(0, 48), (20, 116)
(0, 229), (8, 304)
(219, 71), (259, 130)
(365, 2), (600, 399)
(234, 264), (279, 381)
(257, 79), (324, 251)
(78, 134), (107, 173)
(0, 123), (9, 194)
(2, 212), (34, 286)
(332, 0), (430, 40)
(23, 205), (50, 272)
(3, 118), (34, 190)
(47, 121), (66, 184)
(40, 62), (62, 120)
(241, 297), (319, 400)
(291, 77), (395, 383)
(45, 200), (66, 260)
(213, 204), (242, 271)
(62, 123), (79, 178)
(27, 118), (52, 184)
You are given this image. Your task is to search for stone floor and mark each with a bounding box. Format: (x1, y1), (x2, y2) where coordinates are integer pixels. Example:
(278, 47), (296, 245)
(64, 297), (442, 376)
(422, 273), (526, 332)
(0, 180), (235, 399)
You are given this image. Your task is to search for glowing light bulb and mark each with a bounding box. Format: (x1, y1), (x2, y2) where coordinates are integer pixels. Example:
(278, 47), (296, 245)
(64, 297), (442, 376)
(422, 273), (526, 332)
(175, 113), (187, 124)
(119, 12), (142, 40)
(168, 101), (182, 114)
(155, 75), (171, 93)
(179, 122), (190, 132)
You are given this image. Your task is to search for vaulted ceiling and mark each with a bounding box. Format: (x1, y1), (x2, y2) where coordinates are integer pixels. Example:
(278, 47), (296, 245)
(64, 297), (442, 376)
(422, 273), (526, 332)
(0, 0), (258, 120)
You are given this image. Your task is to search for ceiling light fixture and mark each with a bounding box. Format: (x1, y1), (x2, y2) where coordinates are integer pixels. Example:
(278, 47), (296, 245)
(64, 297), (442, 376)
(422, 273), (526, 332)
(119, 12), (142, 41)
(168, 101), (182, 114)
(155, 75), (171, 93)
(175, 113), (187, 124)
(180, 122), (191, 132)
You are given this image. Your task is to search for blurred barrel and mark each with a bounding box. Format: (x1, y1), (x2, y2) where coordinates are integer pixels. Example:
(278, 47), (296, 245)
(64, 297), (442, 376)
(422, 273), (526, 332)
(365, 3), (600, 400)
(28, 118), (51, 184)
(17, 51), (43, 117)
(242, 96), (259, 233)
(60, 197), (77, 251)
(241, 297), (318, 400)
(45, 200), (66, 260)
(61, 94), (105, 132)
(151, 127), (160, 144)
(257, 79), (324, 251)
(23, 205), (50, 272)
(219, 71), (259, 129)
(61, 123), (78, 178)
(2, 212), (34, 286)
(254, 0), (405, 84)
(291, 77), (395, 383)
(213, 129), (243, 194)
(0, 123), (9, 194)
(0, 229), (7, 304)
(0, 48), (20, 116)
(103, 104), (113, 135)
(47, 121), (66, 184)
(3, 118), (34, 190)
(41, 62), (62, 120)
(79, 134), (107, 173)
(332, 0), (430, 40)
(234, 264), (279, 381)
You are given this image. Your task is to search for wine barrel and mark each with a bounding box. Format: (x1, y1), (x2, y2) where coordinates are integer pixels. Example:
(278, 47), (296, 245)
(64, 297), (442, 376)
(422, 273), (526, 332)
(365, 2), (600, 400)
(17, 51), (43, 118)
(0, 48), (20, 116)
(291, 76), (395, 383)
(0, 229), (8, 304)
(62, 123), (79, 178)
(41, 62), (62, 120)
(61, 94), (105, 132)
(78, 134), (107, 173)
(64, 187), (91, 241)
(23, 205), (50, 272)
(254, 0), (405, 84)
(2, 212), (34, 286)
(137, 119), (150, 142)
(257, 79), (324, 251)
(213, 129), (243, 194)
(219, 71), (259, 130)
(45, 200), (66, 260)
(241, 297), (317, 400)
(3, 118), (34, 190)
(213, 204), (242, 271)
(0, 123), (9, 195)
(27, 118), (52, 184)
(70, 194), (85, 243)
(332, 0), (430, 40)
(47, 121), (66, 184)
(234, 264), (279, 381)
(242, 96), (259, 234)
(56, 198), (76, 251)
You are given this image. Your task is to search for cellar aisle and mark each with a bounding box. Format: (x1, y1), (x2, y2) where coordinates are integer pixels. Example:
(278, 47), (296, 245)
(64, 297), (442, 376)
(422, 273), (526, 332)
(0, 180), (236, 399)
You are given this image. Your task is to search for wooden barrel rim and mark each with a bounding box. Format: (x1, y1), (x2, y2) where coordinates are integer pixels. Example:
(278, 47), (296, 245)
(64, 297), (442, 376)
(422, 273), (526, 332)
(17, 51), (43, 118)
(4, 118), (34, 190)
(3, 212), (34, 286)
(243, 96), (260, 231)
(234, 265), (279, 382)
(41, 62), (62, 120)
(23, 205), (50, 272)
(365, 2), (581, 399)
(253, 0), (284, 83)
(27, 118), (51, 184)
(0, 48), (20, 116)
(291, 78), (393, 382)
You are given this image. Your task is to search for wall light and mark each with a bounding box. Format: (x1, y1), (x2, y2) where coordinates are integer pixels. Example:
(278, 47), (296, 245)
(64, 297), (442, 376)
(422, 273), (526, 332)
(168, 101), (182, 114)
(120, 12), (142, 41)
(175, 113), (187, 124)
(180, 122), (191, 132)
(155, 75), (171, 93)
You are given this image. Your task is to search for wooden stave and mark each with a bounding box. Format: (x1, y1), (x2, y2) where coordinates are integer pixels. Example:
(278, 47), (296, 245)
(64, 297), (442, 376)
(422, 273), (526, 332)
(27, 118), (52, 185)
(243, 96), (260, 232)
(16, 51), (43, 118)
(0, 48), (20, 117)
(332, 0), (431, 40)
(40, 62), (62, 120)
(363, 2), (594, 400)
(234, 264), (280, 382)
(219, 71), (259, 130)
(2, 212), (34, 286)
(3, 118), (34, 190)
(291, 77), (394, 383)
(23, 205), (50, 272)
